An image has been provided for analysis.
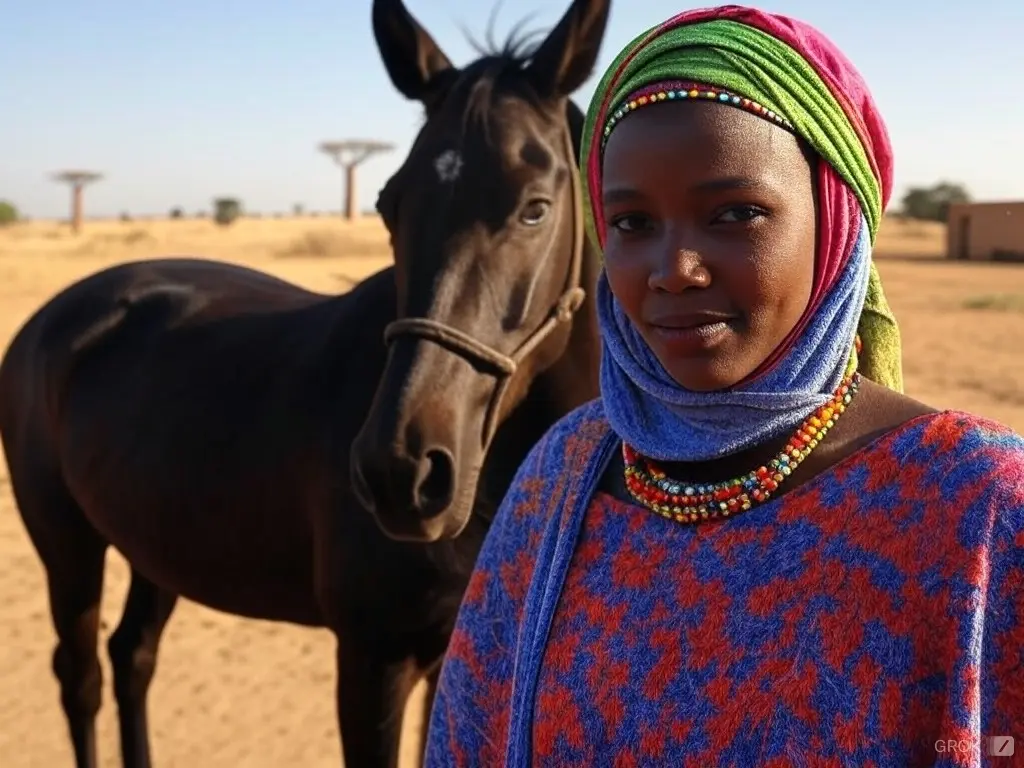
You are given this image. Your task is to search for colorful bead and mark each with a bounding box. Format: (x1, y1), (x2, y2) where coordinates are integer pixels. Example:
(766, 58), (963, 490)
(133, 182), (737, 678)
(622, 369), (861, 525)
(601, 80), (794, 149)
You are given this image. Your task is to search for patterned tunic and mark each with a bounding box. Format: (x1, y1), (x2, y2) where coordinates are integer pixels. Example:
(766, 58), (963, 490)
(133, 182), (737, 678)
(425, 401), (1024, 767)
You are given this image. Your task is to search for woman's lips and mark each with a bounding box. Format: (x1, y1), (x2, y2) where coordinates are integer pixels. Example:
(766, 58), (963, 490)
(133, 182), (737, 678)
(647, 312), (736, 353)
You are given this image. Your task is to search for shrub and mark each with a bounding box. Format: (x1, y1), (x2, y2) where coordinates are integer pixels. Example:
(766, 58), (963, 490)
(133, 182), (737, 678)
(0, 200), (19, 226)
(213, 198), (242, 226)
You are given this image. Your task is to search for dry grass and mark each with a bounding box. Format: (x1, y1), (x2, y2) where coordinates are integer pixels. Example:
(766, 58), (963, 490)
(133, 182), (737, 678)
(0, 215), (391, 264)
(0, 212), (1022, 767)
(960, 294), (1024, 312)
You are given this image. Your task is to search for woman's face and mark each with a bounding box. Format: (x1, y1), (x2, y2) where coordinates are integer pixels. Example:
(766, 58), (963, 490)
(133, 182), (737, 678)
(601, 100), (817, 391)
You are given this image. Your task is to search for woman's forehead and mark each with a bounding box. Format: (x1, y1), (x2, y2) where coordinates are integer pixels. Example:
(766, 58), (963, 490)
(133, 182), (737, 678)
(601, 101), (807, 179)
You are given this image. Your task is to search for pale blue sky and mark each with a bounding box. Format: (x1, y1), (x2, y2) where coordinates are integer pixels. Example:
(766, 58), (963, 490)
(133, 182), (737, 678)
(2, 0), (1021, 219)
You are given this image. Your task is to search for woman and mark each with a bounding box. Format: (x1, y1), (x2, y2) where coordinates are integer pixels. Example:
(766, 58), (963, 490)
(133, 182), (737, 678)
(425, 6), (1024, 767)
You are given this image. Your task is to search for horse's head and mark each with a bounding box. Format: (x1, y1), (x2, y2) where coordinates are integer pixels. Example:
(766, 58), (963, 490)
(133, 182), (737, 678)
(350, 0), (610, 543)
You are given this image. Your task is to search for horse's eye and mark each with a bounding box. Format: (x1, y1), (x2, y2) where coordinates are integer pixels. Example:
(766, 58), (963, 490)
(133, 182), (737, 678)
(519, 199), (551, 226)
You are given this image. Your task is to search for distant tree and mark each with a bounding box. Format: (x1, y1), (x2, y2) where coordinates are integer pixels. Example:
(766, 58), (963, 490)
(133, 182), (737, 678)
(196, 210), (208, 218)
(0, 200), (19, 226)
(293, 203), (304, 216)
(120, 211), (133, 222)
(212, 198), (242, 226)
(900, 182), (970, 223)
(169, 207), (184, 219)
(52, 170), (103, 233)
(318, 140), (394, 220)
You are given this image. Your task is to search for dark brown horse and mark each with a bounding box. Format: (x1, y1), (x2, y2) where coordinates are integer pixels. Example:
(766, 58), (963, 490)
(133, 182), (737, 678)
(0, 0), (608, 766)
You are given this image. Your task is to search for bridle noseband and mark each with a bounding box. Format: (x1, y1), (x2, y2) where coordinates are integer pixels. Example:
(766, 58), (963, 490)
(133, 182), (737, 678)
(382, 123), (587, 449)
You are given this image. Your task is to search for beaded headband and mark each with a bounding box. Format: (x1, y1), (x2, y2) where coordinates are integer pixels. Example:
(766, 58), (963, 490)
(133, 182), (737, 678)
(600, 80), (795, 152)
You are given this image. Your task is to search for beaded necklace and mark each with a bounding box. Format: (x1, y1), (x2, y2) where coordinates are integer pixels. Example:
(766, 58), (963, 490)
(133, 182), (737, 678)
(622, 367), (861, 524)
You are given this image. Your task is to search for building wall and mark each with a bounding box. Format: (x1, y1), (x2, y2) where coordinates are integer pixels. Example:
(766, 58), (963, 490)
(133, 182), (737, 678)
(946, 201), (1024, 261)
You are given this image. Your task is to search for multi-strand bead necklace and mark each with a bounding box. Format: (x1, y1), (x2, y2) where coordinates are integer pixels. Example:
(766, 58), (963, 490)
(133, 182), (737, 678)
(623, 369), (861, 525)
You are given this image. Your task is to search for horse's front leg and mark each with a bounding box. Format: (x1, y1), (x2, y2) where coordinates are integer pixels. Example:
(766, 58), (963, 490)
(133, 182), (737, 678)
(335, 632), (419, 768)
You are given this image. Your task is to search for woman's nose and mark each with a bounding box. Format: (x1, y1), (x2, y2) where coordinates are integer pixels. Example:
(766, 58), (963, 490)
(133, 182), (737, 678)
(648, 247), (711, 293)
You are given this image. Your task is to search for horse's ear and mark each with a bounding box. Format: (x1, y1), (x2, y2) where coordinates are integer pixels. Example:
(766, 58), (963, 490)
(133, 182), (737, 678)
(525, 0), (612, 99)
(372, 0), (454, 103)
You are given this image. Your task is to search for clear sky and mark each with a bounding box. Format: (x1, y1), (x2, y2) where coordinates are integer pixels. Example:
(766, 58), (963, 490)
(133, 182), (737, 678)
(2, 0), (1021, 220)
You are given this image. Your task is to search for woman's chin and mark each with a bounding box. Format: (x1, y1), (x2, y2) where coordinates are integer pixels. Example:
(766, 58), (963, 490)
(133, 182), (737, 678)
(646, 330), (750, 392)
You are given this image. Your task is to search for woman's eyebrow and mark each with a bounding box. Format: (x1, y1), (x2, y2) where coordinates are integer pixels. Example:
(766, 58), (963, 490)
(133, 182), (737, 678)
(602, 175), (774, 206)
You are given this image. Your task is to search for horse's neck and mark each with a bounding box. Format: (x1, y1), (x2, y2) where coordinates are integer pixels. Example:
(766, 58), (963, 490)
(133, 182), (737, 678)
(534, 240), (603, 415)
(547, 98), (602, 412)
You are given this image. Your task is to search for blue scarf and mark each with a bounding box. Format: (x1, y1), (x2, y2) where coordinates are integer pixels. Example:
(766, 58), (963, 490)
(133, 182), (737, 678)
(598, 214), (871, 462)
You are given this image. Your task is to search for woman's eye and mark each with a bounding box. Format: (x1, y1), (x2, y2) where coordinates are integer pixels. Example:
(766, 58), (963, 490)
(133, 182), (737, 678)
(609, 214), (652, 233)
(715, 205), (768, 224)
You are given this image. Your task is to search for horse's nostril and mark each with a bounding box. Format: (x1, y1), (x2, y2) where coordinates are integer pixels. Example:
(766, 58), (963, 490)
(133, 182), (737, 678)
(414, 448), (455, 518)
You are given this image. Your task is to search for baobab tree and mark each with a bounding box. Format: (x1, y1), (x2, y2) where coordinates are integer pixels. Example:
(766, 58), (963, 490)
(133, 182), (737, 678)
(52, 170), (103, 233)
(318, 140), (393, 220)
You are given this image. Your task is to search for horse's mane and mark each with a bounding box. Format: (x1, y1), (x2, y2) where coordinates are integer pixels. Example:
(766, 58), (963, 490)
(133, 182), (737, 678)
(448, 8), (553, 143)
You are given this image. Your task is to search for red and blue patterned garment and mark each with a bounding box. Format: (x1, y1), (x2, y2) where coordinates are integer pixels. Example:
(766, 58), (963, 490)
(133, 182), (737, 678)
(425, 401), (1024, 767)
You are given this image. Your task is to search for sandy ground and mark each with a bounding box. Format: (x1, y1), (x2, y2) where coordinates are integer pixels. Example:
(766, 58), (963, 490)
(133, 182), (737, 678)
(1, 215), (1022, 766)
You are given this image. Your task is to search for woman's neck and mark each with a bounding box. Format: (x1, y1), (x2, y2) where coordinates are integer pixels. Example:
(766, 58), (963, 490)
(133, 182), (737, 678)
(646, 380), (935, 490)
(656, 431), (796, 486)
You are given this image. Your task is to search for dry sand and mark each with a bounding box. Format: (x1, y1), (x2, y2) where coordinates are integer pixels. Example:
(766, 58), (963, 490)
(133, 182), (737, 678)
(1, 215), (1021, 766)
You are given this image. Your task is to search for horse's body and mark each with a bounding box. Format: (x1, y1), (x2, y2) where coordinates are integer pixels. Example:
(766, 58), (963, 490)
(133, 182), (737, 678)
(0, 0), (611, 766)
